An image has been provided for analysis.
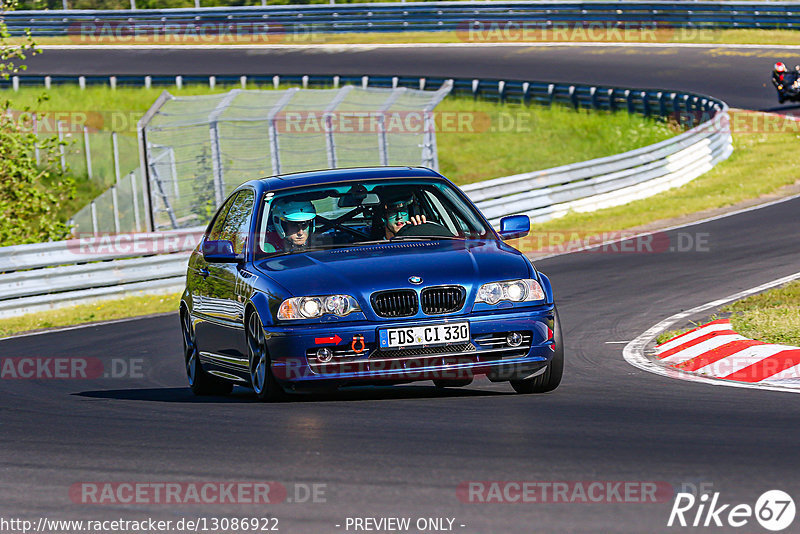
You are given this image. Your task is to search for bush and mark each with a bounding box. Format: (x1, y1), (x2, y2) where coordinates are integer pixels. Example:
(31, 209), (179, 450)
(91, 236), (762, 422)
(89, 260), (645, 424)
(1, 0), (76, 245)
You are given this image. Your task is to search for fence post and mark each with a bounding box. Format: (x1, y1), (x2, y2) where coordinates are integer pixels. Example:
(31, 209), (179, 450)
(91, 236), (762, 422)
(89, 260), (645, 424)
(207, 90), (240, 207)
(12, 76), (18, 91)
(608, 88), (616, 112)
(79, 76), (86, 90)
(90, 201), (98, 234)
(176, 75), (183, 90)
(547, 84), (555, 105)
(498, 80), (505, 103)
(641, 91), (651, 117)
(240, 75), (247, 89)
(57, 121), (66, 172)
(568, 85), (578, 109)
(267, 88), (298, 176)
(589, 86), (598, 109)
(33, 113), (40, 165)
(111, 185), (120, 234)
(522, 82), (530, 105)
(324, 85), (354, 168)
(110, 76), (117, 90)
(83, 125), (93, 181)
(130, 172), (141, 232)
(44, 76), (51, 90)
(625, 90), (634, 114)
(472, 79), (479, 99)
(112, 131), (121, 185)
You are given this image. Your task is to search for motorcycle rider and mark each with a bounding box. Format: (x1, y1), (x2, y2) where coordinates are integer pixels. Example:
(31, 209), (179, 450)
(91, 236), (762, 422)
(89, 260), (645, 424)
(773, 62), (788, 88)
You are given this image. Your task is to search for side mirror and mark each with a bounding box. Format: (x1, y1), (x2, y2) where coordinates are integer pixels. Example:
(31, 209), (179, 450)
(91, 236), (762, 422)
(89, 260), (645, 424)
(498, 215), (530, 240)
(202, 239), (240, 263)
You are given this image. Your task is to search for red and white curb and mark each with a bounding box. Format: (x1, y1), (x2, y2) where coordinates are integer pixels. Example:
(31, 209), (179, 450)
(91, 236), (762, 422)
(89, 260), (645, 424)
(655, 319), (800, 386)
(624, 271), (800, 394)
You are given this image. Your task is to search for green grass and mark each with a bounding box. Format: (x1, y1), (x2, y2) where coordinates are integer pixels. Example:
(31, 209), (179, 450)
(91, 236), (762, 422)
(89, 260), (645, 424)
(436, 99), (677, 185)
(511, 110), (800, 254)
(0, 292), (181, 338)
(722, 281), (800, 346)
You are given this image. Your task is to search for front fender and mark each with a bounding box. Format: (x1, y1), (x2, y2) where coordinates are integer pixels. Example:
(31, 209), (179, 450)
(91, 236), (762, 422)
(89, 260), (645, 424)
(538, 271), (555, 305)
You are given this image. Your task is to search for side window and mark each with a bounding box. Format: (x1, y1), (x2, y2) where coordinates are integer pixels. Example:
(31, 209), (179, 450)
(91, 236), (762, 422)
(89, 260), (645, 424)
(207, 195), (237, 242)
(218, 190), (255, 255)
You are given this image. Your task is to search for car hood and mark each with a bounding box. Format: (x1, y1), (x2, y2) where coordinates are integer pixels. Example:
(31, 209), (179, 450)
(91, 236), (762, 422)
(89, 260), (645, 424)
(253, 239), (533, 302)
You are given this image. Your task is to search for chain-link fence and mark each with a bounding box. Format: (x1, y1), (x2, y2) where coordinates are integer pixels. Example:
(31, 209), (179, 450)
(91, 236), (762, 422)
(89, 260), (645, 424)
(140, 82), (452, 230)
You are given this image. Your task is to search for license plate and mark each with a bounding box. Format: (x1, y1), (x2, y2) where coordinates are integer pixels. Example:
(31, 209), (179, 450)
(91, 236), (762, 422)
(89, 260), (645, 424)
(379, 322), (470, 349)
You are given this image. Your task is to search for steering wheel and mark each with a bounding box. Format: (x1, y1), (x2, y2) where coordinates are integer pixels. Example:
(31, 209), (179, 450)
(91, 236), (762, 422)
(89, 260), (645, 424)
(394, 221), (454, 238)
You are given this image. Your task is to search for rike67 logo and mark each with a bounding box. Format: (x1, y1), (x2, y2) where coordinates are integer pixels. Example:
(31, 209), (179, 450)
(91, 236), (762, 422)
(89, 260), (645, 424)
(668, 490), (795, 531)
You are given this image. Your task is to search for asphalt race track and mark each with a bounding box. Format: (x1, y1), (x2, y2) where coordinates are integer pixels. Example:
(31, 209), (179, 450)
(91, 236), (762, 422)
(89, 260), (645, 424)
(25, 44), (800, 110)
(3, 45), (800, 533)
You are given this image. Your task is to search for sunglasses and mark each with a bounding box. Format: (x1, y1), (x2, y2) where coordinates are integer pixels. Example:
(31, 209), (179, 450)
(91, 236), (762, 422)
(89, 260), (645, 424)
(387, 209), (410, 222)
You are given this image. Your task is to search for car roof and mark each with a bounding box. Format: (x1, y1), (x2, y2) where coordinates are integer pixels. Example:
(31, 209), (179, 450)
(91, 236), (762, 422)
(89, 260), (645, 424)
(249, 166), (445, 192)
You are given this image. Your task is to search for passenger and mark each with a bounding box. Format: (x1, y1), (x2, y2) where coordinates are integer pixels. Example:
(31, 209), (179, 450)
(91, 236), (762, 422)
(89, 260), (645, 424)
(265, 199), (316, 253)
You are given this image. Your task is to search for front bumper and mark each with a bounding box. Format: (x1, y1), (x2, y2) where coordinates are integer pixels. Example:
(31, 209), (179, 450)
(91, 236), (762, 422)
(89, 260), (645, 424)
(265, 306), (556, 389)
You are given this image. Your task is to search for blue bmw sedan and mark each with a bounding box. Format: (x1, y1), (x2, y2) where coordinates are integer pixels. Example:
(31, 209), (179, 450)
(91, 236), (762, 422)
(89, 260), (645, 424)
(180, 167), (562, 400)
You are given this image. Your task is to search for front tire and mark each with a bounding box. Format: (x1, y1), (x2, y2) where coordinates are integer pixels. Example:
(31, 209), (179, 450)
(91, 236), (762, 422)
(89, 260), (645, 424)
(247, 312), (283, 402)
(181, 310), (232, 396)
(510, 307), (564, 394)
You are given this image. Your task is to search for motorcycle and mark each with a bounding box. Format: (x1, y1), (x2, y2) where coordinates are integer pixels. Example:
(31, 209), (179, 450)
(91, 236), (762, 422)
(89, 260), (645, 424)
(774, 69), (800, 103)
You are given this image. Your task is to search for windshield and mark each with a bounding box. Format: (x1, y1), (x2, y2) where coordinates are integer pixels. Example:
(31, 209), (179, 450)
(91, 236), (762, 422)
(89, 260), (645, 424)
(254, 178), (493, 258)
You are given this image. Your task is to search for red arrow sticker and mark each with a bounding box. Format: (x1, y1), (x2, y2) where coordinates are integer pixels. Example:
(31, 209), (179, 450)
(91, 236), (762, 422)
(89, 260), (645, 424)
(314, 334), (342, 345)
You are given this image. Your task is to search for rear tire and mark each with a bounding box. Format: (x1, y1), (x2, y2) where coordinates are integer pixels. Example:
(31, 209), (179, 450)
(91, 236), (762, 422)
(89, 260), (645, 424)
(510, 307), (564, 394)
(247, 312), (283, 402)
(181, 309), (233, 396)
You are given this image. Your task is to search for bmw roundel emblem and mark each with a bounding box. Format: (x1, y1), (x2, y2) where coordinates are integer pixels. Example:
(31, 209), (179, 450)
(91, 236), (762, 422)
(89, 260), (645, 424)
(409, 276), (423, 285)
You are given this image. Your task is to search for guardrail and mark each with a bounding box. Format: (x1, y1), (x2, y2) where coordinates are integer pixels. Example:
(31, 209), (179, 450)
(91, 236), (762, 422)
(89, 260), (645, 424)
(0, 230), (201, 319)
(4, 1), (800, 37)
(0, 72), (730, 319)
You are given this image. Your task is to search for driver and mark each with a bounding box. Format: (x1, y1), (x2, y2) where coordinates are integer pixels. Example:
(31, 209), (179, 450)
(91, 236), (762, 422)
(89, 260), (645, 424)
(265, 199), (316, 252)
(380, 191), (426, 239)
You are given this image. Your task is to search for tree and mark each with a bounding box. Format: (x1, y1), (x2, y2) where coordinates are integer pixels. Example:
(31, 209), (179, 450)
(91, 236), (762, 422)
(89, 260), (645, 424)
(0, 0), (75, 245)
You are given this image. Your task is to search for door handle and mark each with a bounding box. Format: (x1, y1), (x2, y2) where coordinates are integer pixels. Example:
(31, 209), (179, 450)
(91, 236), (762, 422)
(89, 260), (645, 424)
(198, 268), (210, 279)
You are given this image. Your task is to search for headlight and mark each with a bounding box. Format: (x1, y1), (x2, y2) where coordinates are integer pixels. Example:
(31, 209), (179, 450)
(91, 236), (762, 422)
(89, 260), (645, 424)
(475, 279), (545, 304)
(278, 295), (361, 320)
